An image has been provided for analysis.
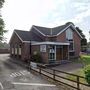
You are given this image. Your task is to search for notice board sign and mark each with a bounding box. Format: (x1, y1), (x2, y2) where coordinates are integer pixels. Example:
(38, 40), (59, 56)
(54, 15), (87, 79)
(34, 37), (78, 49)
(40, 45), (46, 52)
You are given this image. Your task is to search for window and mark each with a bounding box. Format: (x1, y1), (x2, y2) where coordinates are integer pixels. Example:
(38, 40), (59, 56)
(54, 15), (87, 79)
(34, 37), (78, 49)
(69, 41), (74, 51)
(48, 45), (56, 60)
(19, 46), (21, 55)
(66, 29), (74, 51)
(66, 28), (73, 40)
(15, 44), (17, 55)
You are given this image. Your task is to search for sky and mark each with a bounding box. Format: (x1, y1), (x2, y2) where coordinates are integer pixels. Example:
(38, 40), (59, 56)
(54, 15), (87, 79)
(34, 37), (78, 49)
(1, 0), (90, 43)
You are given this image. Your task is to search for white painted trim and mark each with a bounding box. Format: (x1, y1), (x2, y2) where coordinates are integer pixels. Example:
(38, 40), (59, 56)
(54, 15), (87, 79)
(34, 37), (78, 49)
(57, 24), (71, 36)
(23, 41), (38, 43)
(32, 41), (70, 45)
(46, 35), (57, 37)
(62, 46), (63, 60)
(68, 45), (69, 60)
(55, 45), (56, 60)
(33, 26), (46, 36)
(56, 24), (82, 38)
(14, 31), (23, 42)
(12, 82), (56, 87)
(71, 25), (83, 38)
(0, 82), (4, 90)
(48, 45), (56, 60)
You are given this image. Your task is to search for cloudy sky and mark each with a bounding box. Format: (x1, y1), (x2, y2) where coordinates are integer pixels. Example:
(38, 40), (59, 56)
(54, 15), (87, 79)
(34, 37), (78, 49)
(1, 0), (90, 42)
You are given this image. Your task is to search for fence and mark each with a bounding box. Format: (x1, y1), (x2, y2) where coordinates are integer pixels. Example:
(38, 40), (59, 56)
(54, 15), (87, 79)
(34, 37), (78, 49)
(29, 65), (90, 90)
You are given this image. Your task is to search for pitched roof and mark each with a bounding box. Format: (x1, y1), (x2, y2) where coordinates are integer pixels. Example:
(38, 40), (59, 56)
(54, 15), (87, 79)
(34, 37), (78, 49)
(33, 23), (70, 36)
(14, 30), (42, 42)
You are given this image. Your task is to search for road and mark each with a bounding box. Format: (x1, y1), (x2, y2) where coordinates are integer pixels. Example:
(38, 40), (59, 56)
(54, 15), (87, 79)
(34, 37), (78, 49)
(0, 54), (61, 90)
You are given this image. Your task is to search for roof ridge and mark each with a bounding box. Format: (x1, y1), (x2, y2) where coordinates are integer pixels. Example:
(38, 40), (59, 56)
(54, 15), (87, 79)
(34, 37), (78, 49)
(14, 29), (29, 32)
(33, 25), (51, 29)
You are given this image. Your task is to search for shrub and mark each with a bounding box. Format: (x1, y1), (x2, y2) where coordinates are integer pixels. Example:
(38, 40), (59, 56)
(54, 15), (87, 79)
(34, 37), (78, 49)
(84, 65), (90, 84)
(31, 52), (42, 63)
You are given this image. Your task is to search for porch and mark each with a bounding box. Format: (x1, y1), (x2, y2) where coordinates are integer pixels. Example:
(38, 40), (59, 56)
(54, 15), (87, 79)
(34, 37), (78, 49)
(32, 41), (70, 64)
(48, 45), (69, 64)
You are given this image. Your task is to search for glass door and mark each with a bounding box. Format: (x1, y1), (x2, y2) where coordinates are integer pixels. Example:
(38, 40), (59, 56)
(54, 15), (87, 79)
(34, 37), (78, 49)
(48, 45), (56, 63)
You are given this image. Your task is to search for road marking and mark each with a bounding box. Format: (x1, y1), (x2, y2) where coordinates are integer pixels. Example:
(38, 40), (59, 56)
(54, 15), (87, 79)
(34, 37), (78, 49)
(10, 70), (30, 78)
(0, 82), (4, 90)
(12, 82), (56, 87)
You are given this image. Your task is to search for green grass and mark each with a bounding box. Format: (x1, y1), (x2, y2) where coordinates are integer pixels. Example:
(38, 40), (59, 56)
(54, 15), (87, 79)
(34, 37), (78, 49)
(67, 55), (90, 84)
(67, 69), (87, 83)
(80, 55), (90, 65)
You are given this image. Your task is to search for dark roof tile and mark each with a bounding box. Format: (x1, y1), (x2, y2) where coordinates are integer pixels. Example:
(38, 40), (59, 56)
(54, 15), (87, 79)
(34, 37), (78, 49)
(33, 23), (71, 35)
(14, 30), (42, 42)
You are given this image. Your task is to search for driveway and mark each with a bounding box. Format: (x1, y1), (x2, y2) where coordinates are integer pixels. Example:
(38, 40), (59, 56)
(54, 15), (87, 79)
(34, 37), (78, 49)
(52, 61), (83, 73)
(0, 54), (62, 90)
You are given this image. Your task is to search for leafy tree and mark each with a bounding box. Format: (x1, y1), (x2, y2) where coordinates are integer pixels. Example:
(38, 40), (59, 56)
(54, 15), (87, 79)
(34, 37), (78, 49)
(0, 0), (7, 41)
(0, 0), (5, 8)
(76, 27), (87, 46)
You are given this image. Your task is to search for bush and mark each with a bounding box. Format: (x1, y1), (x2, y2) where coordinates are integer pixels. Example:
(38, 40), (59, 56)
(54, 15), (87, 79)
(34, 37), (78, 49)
(84, 65), (90, 84)
(31, 52), (42, 63)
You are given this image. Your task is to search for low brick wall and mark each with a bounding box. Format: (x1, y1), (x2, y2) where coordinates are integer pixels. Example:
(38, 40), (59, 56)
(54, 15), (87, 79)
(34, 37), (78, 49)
(0, 49), (10, 54)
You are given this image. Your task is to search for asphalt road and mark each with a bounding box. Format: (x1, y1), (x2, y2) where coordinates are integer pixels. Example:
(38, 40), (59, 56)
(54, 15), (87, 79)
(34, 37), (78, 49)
(0, 54), (61, 90)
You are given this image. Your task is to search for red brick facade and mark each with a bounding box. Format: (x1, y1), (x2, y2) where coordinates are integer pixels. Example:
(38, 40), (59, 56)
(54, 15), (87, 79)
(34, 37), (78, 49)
(10, 24), (82, 63)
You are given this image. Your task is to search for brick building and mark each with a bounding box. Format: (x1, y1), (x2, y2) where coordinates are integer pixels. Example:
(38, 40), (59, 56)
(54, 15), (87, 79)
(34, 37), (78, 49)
(9, 22), (82, 63)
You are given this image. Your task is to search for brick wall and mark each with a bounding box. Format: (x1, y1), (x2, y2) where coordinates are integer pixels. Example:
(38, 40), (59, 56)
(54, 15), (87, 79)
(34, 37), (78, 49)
(31, 45), (48, 63)
(73, 31), (81, 57)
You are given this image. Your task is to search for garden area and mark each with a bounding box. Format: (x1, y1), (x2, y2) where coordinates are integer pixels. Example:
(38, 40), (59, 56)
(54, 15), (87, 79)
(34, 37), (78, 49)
(68, 55), (90, 84)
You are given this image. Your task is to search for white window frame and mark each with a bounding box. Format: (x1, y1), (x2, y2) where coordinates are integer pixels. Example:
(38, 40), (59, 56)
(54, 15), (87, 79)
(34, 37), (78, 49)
(15, 48), (17, 55)
(48, 45), (56, 60)
(66, 28), (73, 40)
(19, 48), (21, 55)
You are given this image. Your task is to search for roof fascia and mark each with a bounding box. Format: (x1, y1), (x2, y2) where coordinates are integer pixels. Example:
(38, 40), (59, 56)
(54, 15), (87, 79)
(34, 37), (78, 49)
(14, 30), (23, 42)
(56, 24), (83, 39)
(46, 35), (57, 37)
(57, 24), (71, 36)
(32, 41), (70, 45)
(33, 26), (46, 36)
(70, 25), (83, 39)
(23, 41), (38, 43)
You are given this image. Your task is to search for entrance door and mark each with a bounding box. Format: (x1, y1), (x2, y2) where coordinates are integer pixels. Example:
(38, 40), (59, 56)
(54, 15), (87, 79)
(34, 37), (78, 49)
(56, 46), (63, 60)
(48, 45), (56, 63)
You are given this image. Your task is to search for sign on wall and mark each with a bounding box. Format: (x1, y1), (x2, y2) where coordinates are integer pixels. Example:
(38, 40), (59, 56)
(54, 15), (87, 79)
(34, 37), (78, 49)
(40, 45), (46, 52)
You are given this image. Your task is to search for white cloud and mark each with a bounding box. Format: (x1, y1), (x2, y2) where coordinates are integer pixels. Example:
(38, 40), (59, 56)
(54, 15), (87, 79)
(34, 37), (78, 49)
(1, 0), (90, 42)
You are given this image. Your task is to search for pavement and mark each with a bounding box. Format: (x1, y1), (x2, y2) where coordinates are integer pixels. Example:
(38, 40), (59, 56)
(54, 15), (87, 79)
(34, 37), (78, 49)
(0, 54), (62, 90)
(52, 61), (83, 73)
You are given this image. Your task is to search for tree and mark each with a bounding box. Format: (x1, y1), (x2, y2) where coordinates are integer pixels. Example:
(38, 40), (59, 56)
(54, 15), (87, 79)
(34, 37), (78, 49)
(76, 27), (87, 46)
(0, 0), (7, 41)
(0, 0), (5, 8)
